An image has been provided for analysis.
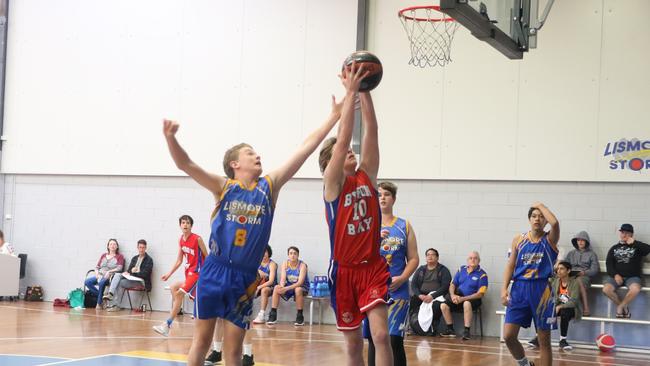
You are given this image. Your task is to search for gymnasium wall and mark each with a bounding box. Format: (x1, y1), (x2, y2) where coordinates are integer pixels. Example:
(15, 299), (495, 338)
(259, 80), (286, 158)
(3, 0), (650, 182)
(368, 0), (650, 182)
(1, 0), (357, 177)
(4, 174), (650, 345)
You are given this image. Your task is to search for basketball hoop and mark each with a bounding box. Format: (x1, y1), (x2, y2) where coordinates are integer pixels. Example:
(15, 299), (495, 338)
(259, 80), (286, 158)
(398, 5), (459, 67)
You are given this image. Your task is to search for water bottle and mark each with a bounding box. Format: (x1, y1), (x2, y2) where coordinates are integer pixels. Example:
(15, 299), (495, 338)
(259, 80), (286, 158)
(310, 280), (316, 297)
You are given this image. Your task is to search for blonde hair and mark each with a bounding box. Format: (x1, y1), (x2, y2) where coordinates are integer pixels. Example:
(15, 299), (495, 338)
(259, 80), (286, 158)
(318, 137), (337, 173)
(223, 143), (252, 179)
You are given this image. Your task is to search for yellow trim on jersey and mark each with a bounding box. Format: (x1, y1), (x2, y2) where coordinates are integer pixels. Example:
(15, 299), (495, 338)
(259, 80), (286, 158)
(385, 216), (398, 227)
(287, 260), (300, 270)
(478, 286), (488, 294)
(264, 175), (273, 195)
(405, 219), (410, 237)
(219, 179), (234, 201)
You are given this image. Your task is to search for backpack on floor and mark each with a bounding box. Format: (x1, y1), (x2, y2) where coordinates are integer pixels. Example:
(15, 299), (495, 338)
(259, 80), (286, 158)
(68, 288), (84, 308)
(83, 290), (97, 308)
(25, 286), (44, 301)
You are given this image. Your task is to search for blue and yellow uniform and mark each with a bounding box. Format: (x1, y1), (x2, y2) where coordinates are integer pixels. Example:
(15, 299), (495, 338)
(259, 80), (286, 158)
(258, 259), (277, 287)
(453, 265), (488, 297)
(195, 176), (274, 329)
(363, 217), (411, 338)
(280, 260), (310, 301)
(505, 232), (558, 331)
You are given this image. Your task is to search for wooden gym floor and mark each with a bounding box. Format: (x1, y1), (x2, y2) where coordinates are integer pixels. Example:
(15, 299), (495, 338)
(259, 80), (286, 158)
(1, 301), (649, 365)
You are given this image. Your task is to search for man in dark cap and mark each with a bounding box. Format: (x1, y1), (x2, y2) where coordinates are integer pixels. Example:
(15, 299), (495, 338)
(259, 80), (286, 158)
(603, 223), (650, 318)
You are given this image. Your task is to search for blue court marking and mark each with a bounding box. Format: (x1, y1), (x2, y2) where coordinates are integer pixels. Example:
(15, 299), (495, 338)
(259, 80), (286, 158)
(0, 354), (67, 366)
(37, 355), (185, 366)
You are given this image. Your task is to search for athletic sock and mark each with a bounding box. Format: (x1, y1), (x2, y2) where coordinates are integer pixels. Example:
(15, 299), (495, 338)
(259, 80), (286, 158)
(516, 357), (531, 366)
(297, 309), (303, 315)
(166, 318), (173, 327)
(560, 336), (567, 341)
(213, 341), (222, 352)
(243, 343), (253, 356)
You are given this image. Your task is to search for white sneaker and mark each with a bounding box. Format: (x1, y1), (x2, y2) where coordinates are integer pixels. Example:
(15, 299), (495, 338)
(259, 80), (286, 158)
(153, 322), (170, 337)
(252, 310), (266, 324)
(106, 305), (121, 312)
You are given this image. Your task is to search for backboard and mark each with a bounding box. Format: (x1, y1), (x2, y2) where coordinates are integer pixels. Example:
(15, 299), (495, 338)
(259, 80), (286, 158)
(439, 0), (552, 59)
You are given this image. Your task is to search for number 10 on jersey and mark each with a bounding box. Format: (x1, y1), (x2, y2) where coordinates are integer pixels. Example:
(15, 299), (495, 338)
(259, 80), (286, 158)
(347, 199), (372, 235)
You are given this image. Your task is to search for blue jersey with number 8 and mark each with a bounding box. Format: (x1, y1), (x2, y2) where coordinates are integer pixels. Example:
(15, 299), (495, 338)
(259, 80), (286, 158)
(209, 176), (274, 273)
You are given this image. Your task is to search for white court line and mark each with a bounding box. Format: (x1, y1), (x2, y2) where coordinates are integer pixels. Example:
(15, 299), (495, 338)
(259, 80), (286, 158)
(37, 353), (118, 366)
(0, 305), (167, 323)
(0, 336), (192, 341)
(0, 353), (71, 360)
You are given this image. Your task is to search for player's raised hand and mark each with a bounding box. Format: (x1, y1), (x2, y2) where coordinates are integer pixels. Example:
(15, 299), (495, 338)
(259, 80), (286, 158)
(163, 119), (179, 138)
(330, 94), (345, 117)
(339, 61), (370, 93)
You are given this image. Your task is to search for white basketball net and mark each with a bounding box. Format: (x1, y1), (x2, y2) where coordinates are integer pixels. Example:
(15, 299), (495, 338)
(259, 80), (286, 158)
(399, 6), (459, 67)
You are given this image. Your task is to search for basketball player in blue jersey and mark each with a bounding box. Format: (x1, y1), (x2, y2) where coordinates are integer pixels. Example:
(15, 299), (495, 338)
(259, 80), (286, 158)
(502, 202), (559, 366)
(267, 246), (309, 326)
(163, 95), (344, 366)
(362, 181), (419, 366)
(253, 245), (277, 324)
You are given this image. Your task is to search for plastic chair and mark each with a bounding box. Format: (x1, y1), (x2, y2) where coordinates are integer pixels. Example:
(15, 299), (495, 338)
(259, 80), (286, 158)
(120, 283), (152, 310)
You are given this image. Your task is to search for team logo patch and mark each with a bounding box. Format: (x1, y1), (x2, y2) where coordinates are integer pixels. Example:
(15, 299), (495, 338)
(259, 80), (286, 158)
(342, 311), (353, 324)
(237, 215), (247, 224)
(370, 288), (379, 299)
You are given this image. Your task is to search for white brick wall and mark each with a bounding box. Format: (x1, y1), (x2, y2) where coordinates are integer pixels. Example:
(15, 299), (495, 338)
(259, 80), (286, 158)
(3, 174), (650, 338)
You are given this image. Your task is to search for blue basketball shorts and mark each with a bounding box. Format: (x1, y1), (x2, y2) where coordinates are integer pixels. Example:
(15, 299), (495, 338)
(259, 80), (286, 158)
(194, 255), (260, 329)
(505, 279), (556, 331)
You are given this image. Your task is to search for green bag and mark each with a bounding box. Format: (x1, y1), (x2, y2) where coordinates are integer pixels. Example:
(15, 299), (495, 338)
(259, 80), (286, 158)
(68, 288), (85, 308)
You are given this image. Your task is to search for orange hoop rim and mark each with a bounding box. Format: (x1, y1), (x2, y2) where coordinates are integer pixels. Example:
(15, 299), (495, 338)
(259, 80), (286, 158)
(398, 5), (456, 22)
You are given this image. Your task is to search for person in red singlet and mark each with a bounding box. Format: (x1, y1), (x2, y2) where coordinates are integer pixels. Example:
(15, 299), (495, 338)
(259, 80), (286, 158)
(318, 62), (393, 366)
(153, 214), (208, 336)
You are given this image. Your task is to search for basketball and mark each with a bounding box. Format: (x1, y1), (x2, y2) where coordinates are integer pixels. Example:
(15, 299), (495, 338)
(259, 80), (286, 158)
(596, 333), (616, 352)
(342, 51), (383, 91)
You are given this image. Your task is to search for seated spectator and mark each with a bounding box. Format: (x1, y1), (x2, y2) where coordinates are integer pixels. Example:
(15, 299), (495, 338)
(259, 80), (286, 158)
(529, 261), (582, 351)
(440, 251), (488, 340)
(0, 230), (16, 257)
(564, 230), (598, 316)
(409, 248), (451, 336)
(103, 239), (154, 311)
(603, 224), (650, 318)
(253, 245), (278, 324)
(84, 238), (125, 309)
(266, 246), (309, 326)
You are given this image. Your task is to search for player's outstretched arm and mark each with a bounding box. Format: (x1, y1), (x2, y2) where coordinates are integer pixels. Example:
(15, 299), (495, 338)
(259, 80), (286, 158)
(268, 95), (343, 202)
(163, 119), (226, 196)
(323, 63), (369, 201)
(161, 248), (183, 281)
(358, 92), (379, 186)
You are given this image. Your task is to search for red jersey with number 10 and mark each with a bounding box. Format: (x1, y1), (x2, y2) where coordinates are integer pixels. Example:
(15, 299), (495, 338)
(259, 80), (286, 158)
(325, 170), (381, 265)
(180, 233), (203, 277)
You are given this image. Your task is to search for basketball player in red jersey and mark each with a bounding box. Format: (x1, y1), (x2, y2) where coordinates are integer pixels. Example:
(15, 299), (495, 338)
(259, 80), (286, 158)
(154, 214), (208, 336)
(319, 62), (393, 366)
